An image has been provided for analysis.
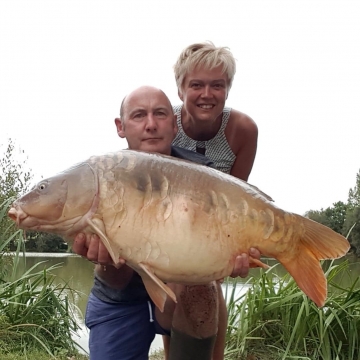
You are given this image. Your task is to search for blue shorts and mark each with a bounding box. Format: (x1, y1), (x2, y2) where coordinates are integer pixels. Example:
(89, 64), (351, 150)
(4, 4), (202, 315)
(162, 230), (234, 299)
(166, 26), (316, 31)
(85, 293), (170, 360)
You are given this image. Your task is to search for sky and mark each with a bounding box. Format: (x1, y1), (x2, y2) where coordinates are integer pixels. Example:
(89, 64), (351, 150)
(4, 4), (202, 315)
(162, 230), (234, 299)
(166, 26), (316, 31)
(1, 0), (359, 216)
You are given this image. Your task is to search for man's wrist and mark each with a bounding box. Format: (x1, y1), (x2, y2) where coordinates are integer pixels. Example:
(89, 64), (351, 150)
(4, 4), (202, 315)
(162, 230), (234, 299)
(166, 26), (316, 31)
(94, 264), (133, 289)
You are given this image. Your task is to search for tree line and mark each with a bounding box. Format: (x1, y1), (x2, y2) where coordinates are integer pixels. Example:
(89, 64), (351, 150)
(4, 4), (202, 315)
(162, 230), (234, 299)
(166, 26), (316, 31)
(305, 170), (360, 255)
(0, 139), (68, 253)
(1, 138), (359, 254)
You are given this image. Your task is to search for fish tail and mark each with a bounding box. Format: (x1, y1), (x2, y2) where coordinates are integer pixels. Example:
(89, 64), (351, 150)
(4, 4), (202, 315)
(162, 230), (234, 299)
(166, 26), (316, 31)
(297, 215), (350, 260)
(280, 215), (350, 307)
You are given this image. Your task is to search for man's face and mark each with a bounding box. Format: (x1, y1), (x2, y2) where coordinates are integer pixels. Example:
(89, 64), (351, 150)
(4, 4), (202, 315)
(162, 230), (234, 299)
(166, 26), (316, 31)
(115, 87), (177, 155)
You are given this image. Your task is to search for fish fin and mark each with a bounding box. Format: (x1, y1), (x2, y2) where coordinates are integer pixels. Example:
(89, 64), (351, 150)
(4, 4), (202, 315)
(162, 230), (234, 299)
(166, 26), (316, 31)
(280, 251), (327, 307)
(279, 216), (350, 307)
(246, 182), (274, 202)
(298, 215), (350, 260)
(249, 257), (270, 269)
(137, 263), (177, 312)
(86, 218), (119, 265)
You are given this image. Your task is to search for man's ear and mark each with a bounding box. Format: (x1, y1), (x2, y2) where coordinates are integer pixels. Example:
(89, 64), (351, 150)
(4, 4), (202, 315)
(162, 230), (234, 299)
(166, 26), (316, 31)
(173, 114), (178, 136)
(115, 118), (125, 138)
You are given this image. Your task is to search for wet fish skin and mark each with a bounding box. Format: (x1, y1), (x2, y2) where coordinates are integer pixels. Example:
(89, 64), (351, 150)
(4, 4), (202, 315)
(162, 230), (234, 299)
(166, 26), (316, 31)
(8, 150), (350, 311)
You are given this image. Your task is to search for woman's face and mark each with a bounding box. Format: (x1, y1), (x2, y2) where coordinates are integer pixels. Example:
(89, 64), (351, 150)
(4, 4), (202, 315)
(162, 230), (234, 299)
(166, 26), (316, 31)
(179, 65), (229, 122)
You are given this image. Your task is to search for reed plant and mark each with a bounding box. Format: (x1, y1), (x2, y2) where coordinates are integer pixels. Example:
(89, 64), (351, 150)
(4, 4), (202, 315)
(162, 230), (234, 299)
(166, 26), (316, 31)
(225, 260), (360, 360)
(0, 197), (85, 358)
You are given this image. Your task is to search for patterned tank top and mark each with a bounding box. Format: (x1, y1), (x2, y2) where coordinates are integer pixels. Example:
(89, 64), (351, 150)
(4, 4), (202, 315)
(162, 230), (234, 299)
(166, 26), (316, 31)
(172, 104), (236, 174)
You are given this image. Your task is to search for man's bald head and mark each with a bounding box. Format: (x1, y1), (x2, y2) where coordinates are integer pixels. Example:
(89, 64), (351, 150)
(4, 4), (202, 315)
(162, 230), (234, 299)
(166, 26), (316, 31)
(115, 86), (177, 155)
(120, 86), (173, 124)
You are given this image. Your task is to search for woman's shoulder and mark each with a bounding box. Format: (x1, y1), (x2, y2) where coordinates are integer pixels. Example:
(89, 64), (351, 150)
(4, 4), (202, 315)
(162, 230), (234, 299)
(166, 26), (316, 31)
(227, 109), (258, 136)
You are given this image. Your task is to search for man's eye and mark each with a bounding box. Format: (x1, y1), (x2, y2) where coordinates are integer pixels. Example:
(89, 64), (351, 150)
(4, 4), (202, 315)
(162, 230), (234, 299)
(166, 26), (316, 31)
(191, 83), (200, 88)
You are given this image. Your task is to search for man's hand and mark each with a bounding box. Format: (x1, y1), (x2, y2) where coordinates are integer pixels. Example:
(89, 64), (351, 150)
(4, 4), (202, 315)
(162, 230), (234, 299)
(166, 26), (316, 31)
(230, 248), (261, 278)
(72, 233), (125, 267)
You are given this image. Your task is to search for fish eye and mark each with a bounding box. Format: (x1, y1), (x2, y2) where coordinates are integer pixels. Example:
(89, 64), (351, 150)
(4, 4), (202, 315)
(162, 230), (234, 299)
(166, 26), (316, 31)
(38, 182), (47, 191)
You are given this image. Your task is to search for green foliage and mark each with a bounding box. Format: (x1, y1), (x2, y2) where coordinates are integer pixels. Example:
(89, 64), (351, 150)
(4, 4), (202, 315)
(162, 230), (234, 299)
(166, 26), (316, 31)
(0, 139), (32, 238)
(225, 261), (360, 360)
(347, 170), (360, 209)
(0, 241), (84, 357)
(0, 197), (21, 281)
(306, 201), (348, 234)
(21, 232), (68, 253)
(0, 139), (32, 199)
(343, 170), (360, 255)
(344, 207), (360, 254)
(0, 350), (87, 360)
(0, 139), (68, 253)
(0, 201), (84, 358)
(306, 169), (360, 255)
(8, 231), (69, 254)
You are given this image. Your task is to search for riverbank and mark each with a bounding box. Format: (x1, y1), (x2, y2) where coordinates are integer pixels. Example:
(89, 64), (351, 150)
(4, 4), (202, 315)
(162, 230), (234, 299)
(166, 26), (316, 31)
(5, 252), (360, 359)
(0, 351), (88, 360)
(0, 350), (164, 360)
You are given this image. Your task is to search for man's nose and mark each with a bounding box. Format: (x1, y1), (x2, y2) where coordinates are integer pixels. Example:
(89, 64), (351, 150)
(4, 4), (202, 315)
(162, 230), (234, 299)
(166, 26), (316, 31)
(145, 115), (157, 131)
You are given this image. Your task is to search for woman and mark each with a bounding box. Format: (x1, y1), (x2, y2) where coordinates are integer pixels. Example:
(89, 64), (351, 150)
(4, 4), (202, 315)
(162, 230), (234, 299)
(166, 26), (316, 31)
(172, 41), (258, 181)
(163, 42), (259, 360)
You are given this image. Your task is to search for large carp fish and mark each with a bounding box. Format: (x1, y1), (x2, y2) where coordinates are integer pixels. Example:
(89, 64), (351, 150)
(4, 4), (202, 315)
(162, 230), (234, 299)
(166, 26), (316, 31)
(8, 150), (350, 311)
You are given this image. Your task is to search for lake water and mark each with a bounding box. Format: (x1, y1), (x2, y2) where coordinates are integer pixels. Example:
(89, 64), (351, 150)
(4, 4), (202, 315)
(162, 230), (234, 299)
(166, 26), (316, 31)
(10, 253), (360, 356)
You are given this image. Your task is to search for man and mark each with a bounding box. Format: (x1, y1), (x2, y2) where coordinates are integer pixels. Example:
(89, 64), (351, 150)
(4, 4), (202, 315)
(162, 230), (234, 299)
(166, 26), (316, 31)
(73, 86), (260, 360)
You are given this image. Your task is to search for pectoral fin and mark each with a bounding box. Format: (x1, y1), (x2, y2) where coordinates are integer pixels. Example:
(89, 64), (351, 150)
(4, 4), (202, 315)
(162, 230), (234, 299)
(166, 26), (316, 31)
(137, 263), (177, 312)
(249, 256), (270, 269)
(86, 218), (119, 265)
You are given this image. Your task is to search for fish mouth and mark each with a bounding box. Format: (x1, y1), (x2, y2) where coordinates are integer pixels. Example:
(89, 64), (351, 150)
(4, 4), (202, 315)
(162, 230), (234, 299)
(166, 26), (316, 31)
(8, 204), (43, 230)
(8, 205), (28, 228)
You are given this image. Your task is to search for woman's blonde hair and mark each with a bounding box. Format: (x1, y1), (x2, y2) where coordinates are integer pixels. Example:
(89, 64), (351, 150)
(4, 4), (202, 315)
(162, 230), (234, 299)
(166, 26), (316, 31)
(174, 41), (236, 92)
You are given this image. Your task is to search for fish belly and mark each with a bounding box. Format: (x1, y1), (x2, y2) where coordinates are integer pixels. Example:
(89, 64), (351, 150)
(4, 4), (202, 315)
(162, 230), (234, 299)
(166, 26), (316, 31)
(96, 157), (275, 283)
(91, 150), (349, 308)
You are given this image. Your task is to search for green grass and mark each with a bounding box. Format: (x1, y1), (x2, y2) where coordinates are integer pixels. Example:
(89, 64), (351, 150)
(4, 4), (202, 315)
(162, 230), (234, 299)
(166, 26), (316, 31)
(0, 351), (88, 360)
(225, 260), (360, 360)
(1, 197), (85, 359)
(0, 262), (84, 357)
